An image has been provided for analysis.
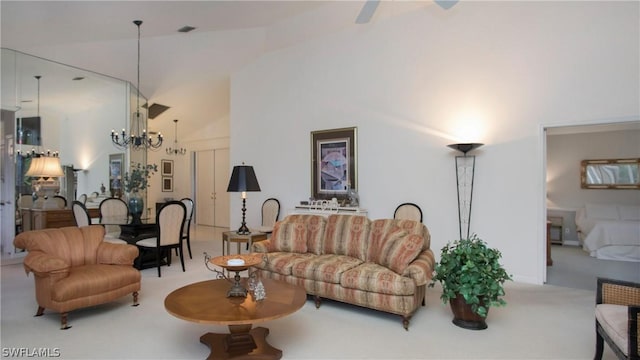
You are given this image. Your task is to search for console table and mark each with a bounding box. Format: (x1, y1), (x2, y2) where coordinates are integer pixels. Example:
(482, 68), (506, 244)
(289, 205), (367, 217)
(21, 207), (100, 231)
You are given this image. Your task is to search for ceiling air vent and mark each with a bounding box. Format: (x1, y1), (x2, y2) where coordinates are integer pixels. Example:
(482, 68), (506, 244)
(145, 103), (170, 119)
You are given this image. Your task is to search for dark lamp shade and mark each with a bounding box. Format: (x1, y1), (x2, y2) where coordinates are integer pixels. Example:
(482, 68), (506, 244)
(227, 165), (261, 192)
(447, 143), (484, 155)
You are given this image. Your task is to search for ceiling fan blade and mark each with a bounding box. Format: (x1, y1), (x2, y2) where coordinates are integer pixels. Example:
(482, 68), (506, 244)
(355, 0), (380, 24)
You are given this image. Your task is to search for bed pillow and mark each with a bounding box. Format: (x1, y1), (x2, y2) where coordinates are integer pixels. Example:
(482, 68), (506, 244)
(585, 204), (620, 220)
(618, 205), (640, 221)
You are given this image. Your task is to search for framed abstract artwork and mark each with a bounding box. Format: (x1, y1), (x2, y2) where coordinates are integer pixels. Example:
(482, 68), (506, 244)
(311, 127), (357, 200)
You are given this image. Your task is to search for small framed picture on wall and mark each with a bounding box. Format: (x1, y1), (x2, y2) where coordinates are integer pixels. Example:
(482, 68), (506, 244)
(161, 159), (173, 176)
(162, 177), (173, 192)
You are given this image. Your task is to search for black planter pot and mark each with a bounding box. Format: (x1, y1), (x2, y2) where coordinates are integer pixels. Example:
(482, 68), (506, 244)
(449, 294), (488, 330)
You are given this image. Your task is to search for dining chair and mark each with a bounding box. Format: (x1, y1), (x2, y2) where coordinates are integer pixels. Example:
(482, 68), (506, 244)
(99, 197), (129, 241)
(75, 200), (126, 244)
(53, 195), (67, 209)
(78, 193), (88, 205)
(393, 202), (423, 223)
(72, 201), (91, 227)
(253, 198), (280, 235)
(135, 201), (186, 277)
(180, 198), (195, 259)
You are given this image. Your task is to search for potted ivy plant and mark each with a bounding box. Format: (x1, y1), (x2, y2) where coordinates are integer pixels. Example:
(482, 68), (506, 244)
(429, 234), (512, 330)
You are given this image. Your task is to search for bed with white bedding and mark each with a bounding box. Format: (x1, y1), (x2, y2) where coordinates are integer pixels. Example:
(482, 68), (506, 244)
(575, 203), (640, 262)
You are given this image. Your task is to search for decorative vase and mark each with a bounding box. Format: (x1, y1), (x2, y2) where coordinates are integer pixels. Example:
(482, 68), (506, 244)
(128, 191), (144, 224)
(449, 293), (488, 330)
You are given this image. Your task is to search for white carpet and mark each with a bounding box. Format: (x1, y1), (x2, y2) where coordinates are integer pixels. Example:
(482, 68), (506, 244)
(1, 226), (618, 359)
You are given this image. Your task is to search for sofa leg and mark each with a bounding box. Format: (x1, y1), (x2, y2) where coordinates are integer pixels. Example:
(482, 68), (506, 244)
(402, 316), (410, 331)
(422, 298), (425, 306)
(132, 291), (140, 307)
(60, 313), (71, 330)
(35, 306), (45, 317)
(314, 295), (321, 309)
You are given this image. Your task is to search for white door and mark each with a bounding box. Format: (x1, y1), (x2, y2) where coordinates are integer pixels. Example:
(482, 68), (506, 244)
(214, 148), (230, 227)
(195, 149), (229, 228)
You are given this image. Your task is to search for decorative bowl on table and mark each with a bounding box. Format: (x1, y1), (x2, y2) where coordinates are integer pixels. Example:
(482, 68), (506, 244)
(209, 253), (263, 272)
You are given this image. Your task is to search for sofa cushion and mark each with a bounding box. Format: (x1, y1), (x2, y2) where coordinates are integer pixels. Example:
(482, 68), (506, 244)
(292, 254), (363, 284)
(367, 226), (407, 264)
(394, 220), (430, 250)
(340, 262), (416, 296)
(254, 252), (315, 276)
(595, 304), (629, 357)
(283, 215), (326, 254)
(322, 215), (370, 260)
(381, 233), (424, 274)
(270, 222), (308, 253)
(51, 264), (141, 302)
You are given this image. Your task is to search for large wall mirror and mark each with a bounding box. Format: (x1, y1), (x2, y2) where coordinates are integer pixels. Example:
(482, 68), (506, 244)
(1, 48), (148, 251)
(581, 158), (640, 189)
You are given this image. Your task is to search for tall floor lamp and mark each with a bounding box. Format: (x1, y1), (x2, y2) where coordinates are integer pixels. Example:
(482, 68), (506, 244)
(447, 143), (483, 239)
(227, 165), (261, 235)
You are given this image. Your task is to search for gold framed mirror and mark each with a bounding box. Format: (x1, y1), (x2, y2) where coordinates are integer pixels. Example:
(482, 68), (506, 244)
(581, 158), (640, 189)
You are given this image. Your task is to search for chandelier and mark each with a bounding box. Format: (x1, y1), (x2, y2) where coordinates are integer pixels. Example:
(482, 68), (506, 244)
(166, 119), (187, 155)
(17, 75), (60, 158)
(111, 20), (163, 151)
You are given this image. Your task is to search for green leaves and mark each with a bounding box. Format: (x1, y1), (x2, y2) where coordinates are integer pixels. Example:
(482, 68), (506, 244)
(430, 234), (512, 317)
(123, 163), (158, 193)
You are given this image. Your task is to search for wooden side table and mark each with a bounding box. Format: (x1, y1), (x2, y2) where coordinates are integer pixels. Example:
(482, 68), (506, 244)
(222, 231), (268, 255)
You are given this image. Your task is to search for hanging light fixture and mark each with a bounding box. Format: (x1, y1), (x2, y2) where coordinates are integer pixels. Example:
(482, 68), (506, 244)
(166, 119), (187, 155)
(111, 20), (163, 150)
(18, 75), (59, 159)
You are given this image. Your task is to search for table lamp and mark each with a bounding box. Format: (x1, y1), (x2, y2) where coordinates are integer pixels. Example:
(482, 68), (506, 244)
(26, 155), (65, 209)
(227, 164), (261, 235)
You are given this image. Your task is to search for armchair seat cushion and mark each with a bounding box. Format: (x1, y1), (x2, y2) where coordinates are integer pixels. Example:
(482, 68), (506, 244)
(596, 304), (629, 357)
(51, 264), (141, 302)
(292, 254), (363, 283)
(341, 262), (416, 296)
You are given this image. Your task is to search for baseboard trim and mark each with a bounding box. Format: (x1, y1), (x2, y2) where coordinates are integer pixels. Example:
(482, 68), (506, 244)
(562, 240), (580, 246)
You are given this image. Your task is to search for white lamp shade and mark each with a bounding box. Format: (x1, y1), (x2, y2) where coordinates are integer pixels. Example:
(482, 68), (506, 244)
(25, 157), (64, 177)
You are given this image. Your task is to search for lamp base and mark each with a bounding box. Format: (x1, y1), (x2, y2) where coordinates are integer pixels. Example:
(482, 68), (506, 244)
(237, 223), (251, 235)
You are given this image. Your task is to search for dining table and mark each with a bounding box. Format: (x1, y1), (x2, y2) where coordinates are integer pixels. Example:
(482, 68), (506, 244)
(99, 216), (161, 270)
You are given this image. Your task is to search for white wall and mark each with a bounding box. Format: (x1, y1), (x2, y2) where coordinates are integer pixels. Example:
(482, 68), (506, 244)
(231, 1), (640, 284)
(547, 129), (640, 210)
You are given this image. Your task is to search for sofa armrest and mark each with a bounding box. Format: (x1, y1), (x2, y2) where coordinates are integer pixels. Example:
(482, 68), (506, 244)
(97, 242), (139, 265)
(22, 251), (70, 277)
(252, 240), (271, 253)
(402, 250), (435, 286)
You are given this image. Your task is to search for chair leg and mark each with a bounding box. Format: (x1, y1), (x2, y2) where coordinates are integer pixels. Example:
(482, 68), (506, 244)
(132, 291), (139, 306)
(594, 324), (604, 360)
(179, 245), (186, 272)
(156, 248), (162, 278)
(35, 306), (45, 317)
(186, 236), (192, 259)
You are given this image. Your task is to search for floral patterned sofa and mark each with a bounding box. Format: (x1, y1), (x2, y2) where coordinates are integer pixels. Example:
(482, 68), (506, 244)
(251, 214), (435, 330)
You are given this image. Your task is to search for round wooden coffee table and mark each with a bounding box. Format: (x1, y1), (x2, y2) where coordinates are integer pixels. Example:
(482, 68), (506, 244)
(165, 278), (306, 360)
